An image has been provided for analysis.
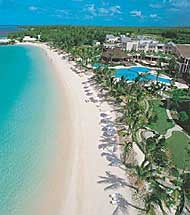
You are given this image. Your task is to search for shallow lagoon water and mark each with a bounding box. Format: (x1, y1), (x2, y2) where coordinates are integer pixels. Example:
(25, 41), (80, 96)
(0, 45), (61, 215)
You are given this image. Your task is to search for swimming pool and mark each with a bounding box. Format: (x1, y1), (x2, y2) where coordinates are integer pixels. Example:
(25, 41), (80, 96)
(128, 66), (151, 73)
(93, 63), (107, 68)
(93, 64), (171, 84)
(115, 66), (171, 84)
(142, 74), (171, 84)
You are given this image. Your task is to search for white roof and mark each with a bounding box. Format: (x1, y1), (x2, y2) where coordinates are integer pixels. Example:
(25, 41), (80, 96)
(0, 38), (11, 43)
(120, 36), (131, 43)
(137, 35), (153, 40)
(157, 43), (165, 46)
(167, 41), (176, 46)
(106, 34), (117, 39)
(23, 36), (37, 41)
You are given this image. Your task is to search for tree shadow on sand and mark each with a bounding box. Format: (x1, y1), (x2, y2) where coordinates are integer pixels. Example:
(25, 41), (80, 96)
(99, 136), (118, 152)
(111, 194), (144, 215)
(100, 118), (114, 124)
(101, 151), (123, 167)
(98, 171), (138, 192)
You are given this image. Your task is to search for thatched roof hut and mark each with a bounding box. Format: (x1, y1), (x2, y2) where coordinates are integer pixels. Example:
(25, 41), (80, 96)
(102, 48), (128, 62)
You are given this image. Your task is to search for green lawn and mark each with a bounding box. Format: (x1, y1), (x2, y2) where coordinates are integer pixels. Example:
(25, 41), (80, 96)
(167, 131), (190, 169)
(149, 101), (174, 134)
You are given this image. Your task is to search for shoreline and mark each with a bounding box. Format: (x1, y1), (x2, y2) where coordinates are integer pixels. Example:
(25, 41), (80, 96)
(18, 42), (137, 215)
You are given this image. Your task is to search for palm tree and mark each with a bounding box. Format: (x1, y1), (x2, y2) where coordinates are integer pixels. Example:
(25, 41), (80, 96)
(133, 162), (157, 190)
(167, 56), (177, 76)
(140, 51), (146, 60)
(144, 183), (168, 215)
(141, 135), (169, 168)
(155, 69), (161, 84)
(122, 141), (133, 165)
(170, 171), (190, 215)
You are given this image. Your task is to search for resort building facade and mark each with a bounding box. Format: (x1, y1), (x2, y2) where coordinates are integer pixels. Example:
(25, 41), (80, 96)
(104, 34), (174, 53)
(175, 44), (190, 74)
(23, 36), (37, 42)
(105, 34), (120, 43)
(103, 34), (190, 76)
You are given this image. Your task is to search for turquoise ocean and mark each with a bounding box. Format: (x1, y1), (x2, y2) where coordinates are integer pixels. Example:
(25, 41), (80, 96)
(0, 45), (62, 215)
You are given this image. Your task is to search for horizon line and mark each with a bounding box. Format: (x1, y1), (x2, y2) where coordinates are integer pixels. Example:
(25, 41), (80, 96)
(0, 24), (190, 28)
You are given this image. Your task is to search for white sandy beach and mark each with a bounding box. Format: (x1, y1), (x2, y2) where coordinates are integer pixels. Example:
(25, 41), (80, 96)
(20, 42), (137, 215)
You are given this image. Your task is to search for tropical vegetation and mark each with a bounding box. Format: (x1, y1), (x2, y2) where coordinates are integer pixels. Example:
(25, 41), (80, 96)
(8, 25), (190, 44)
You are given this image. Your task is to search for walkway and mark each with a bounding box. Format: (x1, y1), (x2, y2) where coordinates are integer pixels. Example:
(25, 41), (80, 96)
(165, 108), (187, 139)
(164, 124), (183, 139)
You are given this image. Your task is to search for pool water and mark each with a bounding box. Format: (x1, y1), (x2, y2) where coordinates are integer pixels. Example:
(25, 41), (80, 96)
(142, 74), (171, 83)
(128, 66), (151, 73)
(115, 66), (171, 84)
(93, 63), (107, 68)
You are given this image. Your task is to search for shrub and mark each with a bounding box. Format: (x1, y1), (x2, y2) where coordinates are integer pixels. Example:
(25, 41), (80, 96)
(179, 111), (189, 122)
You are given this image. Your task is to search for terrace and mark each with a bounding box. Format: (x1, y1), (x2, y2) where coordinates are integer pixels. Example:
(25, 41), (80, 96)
(102, 48), (174, 68)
